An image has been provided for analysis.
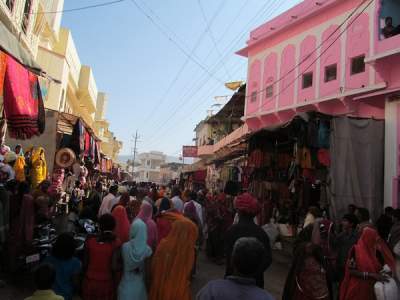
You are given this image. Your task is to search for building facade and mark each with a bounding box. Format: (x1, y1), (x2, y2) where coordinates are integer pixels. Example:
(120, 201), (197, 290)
(136, 151), (166, 183)
(237, 0), (400, 208)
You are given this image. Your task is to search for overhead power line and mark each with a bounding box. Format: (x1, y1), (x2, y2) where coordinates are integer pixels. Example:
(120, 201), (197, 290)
(197, 0), (231, 78)
(129, 0), (225, 84)
(27, 0), (126, 15)
(140, 0), (228, 128)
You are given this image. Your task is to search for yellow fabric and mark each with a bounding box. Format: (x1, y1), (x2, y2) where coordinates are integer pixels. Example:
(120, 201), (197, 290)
(14, 156), (25, 182)
(149, 218), (198, 300)
(24, 290), (63, 300)
(31, 147), (47, 188)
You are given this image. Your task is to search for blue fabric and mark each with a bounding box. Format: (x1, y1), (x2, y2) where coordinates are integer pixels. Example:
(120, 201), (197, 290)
(196, 277), (275, 300)
(118, 219), (152, 300)
(318, 120), (330, 148)
(44, 256), (81, 300)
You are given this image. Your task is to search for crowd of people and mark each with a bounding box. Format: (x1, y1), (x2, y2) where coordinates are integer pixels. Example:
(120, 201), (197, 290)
(1, 151), (400, 299)
(283, 205), (400, 300)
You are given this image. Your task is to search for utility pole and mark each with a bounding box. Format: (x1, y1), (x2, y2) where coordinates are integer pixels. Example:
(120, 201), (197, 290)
(131, 130), (139, 180)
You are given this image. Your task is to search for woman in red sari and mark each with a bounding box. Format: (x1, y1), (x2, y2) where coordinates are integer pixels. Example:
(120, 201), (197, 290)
(112, 206), (130, 244)
(339, 226), (395, 300)
(82, 214), (121, 300)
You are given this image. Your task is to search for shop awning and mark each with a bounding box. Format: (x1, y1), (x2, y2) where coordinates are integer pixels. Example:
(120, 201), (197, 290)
(0, 20), (41, 71)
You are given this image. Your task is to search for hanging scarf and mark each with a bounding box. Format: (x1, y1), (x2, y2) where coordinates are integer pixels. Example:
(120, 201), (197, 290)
(0, 51), (6, 100)
(124, 219), (152, 263)
(3, 55), (45, 139)
(31, 147), (47, 188)
(14, 156), (26, 182)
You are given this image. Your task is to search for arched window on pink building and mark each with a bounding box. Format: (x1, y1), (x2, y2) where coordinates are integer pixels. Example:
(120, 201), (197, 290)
(279, 44), (296, 108)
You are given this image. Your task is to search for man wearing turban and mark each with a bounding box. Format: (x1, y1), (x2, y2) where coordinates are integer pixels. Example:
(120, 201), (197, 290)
(224, 193), (272, 289)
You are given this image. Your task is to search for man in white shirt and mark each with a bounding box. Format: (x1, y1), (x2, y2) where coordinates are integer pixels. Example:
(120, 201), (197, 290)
(98, 185), (118, 217)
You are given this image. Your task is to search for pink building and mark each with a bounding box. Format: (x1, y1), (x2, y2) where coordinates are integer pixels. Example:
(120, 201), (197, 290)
(238, 0), (400, 208)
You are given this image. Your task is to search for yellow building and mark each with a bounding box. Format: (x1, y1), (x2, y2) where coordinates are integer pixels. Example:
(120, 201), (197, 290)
(0, 0), (122, 160)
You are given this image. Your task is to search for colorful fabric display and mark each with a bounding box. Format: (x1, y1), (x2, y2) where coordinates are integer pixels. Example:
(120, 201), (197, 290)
(3, 55), (45, 139)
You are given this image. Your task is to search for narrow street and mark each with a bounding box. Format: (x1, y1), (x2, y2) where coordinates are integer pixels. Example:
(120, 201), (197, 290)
(0, 248), (291, 300)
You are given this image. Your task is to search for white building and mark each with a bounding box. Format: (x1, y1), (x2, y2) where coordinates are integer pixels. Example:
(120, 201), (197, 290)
(136, 151), (166, 183)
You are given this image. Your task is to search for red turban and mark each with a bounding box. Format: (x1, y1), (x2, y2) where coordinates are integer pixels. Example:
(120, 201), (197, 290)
(234, 193), (259, 215)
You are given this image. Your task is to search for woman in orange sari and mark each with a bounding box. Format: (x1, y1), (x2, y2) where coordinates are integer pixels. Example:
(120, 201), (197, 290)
(149, 218), (198, 300)
(340, 226), (395, 300)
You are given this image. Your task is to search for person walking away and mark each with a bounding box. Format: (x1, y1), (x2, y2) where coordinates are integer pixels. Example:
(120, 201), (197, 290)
(45, 233), (81, 300)
(184, 200), (202, 275)
(340, 222), (396, 299)
(98, 185), (118, 217)
(136, 200), (158, 251)
(84, 181), (103, 221)
(118, 219), (152, 300)
(376, 207), (394, 241)
(334, 214), (359, 284)
(225, 193), (272, 288)
(34, 180), (52, 224)
(388, 209), (400, 284)
(156, 197), (186, 242)
(283, 220), (331, 300)
(197, 237), (275, 300)
(149, 218), (198, 300)
(184, 191), (204, 228)
(82, 214), (122, 300)
(24, 264), (63, 300)
(112, 206), (130, 244)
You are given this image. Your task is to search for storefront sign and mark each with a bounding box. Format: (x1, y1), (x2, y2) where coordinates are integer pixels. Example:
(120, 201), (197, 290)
(182, 146), (198, 157)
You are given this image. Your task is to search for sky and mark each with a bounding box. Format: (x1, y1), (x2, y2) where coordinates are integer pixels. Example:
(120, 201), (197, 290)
(61, 0), (301, 157)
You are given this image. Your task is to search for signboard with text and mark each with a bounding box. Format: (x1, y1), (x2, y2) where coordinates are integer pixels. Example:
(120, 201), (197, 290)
(182, 146), (198, 158)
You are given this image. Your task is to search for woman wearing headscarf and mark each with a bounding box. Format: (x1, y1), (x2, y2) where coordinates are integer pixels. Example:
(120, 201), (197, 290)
(112, 206), (130, 244)
(118, 219), (152, 300)
(283, 222), (331, 300)
(340, 226), (396, 300)
(82, 214), (121, 300)
(156, 197), (186, 243)
(149, 219), (198, 300)
(137, 200), (158, 251)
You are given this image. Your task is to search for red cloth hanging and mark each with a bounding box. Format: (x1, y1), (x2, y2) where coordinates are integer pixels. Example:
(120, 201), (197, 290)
(3, 55), (45, 139)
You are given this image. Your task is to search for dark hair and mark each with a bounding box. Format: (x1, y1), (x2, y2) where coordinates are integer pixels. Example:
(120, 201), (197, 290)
(75, 181), (81, 188)
(308, 206), (321, 218)
(386, 16), (393, 22)
(18, 181), (30, 195)
(356, 207), (370, 223)
(385, 206), (394, 215)
(393, 209), (400, 222)
(171, 186), (181, 198)
(189, 191), (197, 201)
(34, 264), (56, 290)
(232, 237), (265, 277)
(99, 214), (116, 232)
(342, 214), (358, 228)
(53, 233), (76, 260)
(95, 181), (103, 191)
(109, 185), (118, 194)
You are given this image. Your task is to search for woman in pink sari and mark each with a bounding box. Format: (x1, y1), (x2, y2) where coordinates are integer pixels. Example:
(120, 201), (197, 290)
(137, 200), (158, 251)
(112, 206), (130, 244)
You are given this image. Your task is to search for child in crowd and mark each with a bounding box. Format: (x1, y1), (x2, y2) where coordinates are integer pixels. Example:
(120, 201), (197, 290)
(24, 264), (63, 300)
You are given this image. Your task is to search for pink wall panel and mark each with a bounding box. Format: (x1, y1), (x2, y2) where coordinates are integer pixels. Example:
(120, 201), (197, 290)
(345, 13), (370, 89)
(298, 35), (316, 103)
(246, 60), (261, 115)
(262, 52), (278, 111)
(279, 44), (296, 108)
(320, 25), (341, 97)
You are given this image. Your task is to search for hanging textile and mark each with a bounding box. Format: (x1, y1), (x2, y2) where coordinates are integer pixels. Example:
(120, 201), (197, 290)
(84, 131), (90, 156)
(95, 141), (101, 164)
(71, 119), (85, 155)
(0, 51), (6, 99)
(14, 156), (26, 182)
(3, 55), (45, 139)
(31, 147), (47, 188)
(330, 117), (384, 221)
